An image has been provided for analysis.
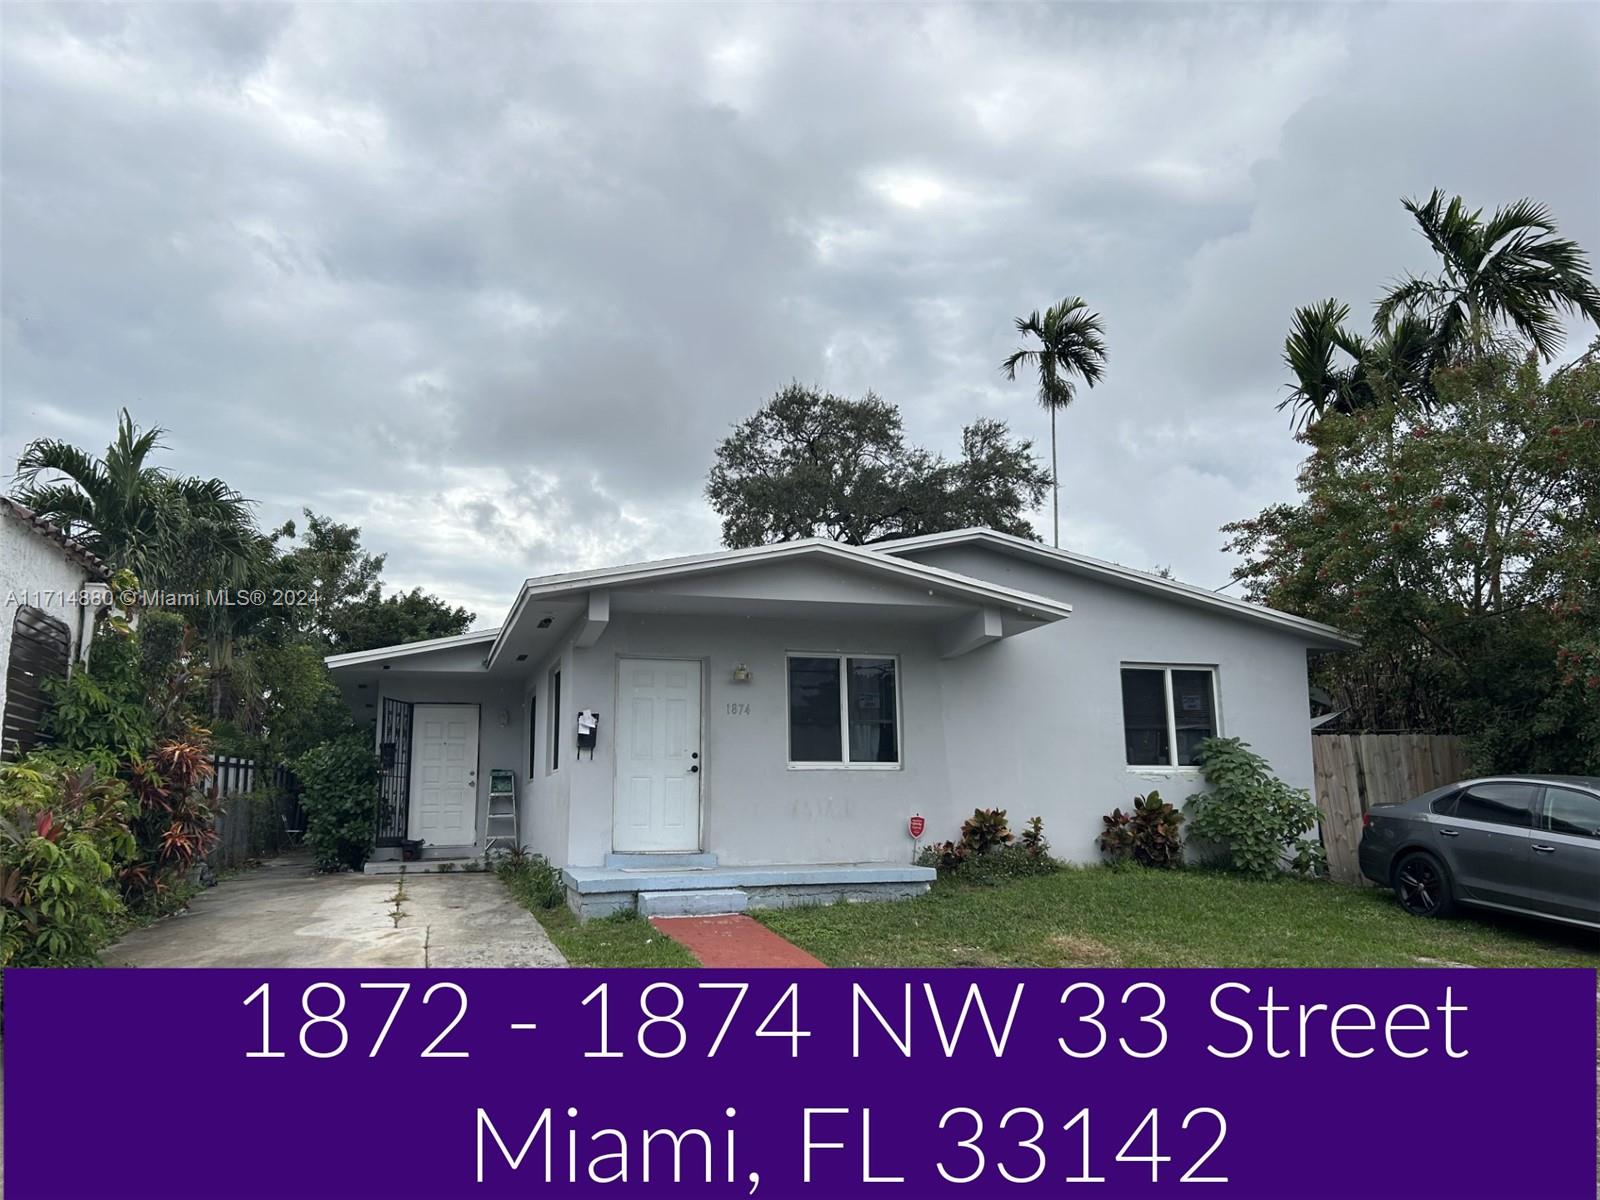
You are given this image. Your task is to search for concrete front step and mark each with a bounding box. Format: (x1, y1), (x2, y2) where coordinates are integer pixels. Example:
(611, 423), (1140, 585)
(362, 858), (484, 876)
(604, 851), (719, 870)
(637, 889), (748, 918)
(563, 862), (935, 920)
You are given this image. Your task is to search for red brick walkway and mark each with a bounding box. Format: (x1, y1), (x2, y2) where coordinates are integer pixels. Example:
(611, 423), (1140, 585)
(650, 914), (826, 968)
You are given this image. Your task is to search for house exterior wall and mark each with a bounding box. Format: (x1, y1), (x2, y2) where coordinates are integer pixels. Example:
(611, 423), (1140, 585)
(374, 672), (530, 852)
(556, 612), (954, 868)
(354, 543), (1322, 871)
(524, 636), (577, 865)
(0, 514), (97, 733)
(903, 544), (1318, 862)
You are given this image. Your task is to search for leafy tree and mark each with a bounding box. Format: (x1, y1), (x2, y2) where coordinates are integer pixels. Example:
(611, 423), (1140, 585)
(1226, 349), (1600, 772)
(1001, 297), (1108, 546)
(12, 409), (255, 588)
(250, 644), (353, 763)
(266, 510), (387, 644)
(328, 587), (474, 654)
(706, 384), (1050, 547)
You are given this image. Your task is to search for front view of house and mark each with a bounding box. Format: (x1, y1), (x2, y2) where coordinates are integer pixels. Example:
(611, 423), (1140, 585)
(326, 529), (1353, 917)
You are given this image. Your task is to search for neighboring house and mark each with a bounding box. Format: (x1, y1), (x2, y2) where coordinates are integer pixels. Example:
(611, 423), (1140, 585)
(0, 498), (107, 759)
(326, 528), (1354, 917)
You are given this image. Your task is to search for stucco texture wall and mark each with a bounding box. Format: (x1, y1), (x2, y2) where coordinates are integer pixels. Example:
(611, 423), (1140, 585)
(0, 514), (96, 729)
(376, 672), (531, 852)
(907, 544), (1319, 863)
(557, 612), (954, 868)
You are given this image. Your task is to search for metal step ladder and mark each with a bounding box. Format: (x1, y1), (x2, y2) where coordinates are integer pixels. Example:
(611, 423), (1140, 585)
(485, 768), (519, 855)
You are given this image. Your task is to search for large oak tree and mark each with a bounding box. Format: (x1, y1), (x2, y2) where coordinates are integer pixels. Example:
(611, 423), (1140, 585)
(706, 384), (1051, 548)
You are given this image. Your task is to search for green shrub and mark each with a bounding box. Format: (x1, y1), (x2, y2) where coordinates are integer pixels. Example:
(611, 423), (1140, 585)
(0, 757), (135, 967)
(919, 812), (1058, 883)
(960, 808), (1013, 855)
(296, 734), (379, 872)
(496, 848), (565, 909)
(42, 632), (153, 763)
(1184, 737), (1325, 877)
(1019, 815), (1049, 856)
(959, 843), (1060, 885)
(1099, 791), (1185, 869)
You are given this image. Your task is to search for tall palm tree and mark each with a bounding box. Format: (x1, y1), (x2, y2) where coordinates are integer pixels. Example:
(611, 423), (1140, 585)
(1002, 297), (1107, 546)
(12, 409), (255, 588)
(1375, 189), (1600, 376)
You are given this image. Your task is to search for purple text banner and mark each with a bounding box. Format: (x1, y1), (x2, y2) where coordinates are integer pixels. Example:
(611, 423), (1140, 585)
(4, 967), (1595, 1198)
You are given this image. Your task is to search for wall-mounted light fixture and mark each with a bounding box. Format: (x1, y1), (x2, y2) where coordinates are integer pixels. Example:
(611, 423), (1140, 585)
(498, 708), (510, 727)
(731, 662), (752, 683)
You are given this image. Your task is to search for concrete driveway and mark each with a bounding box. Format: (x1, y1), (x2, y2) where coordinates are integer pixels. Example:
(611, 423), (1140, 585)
(104, 851), (567, 968)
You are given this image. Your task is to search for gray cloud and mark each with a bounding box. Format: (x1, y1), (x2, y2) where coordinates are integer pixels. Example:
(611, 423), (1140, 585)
(4, 2), (1597, 621)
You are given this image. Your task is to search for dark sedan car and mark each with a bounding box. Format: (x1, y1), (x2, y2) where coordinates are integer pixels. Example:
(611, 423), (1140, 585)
(1359, 775), (1600, 931)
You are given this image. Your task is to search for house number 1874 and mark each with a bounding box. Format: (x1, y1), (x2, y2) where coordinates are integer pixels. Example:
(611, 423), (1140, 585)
(724, 702), (751, 716)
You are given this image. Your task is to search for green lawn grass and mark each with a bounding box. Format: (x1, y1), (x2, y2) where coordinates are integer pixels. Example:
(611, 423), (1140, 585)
(521, 903), (699, 968)
(754, 866), (1600, 969)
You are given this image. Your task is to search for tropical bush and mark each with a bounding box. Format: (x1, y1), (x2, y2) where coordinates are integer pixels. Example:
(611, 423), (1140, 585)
(296, 734), (379, 871)
(1099, 791), (1184, 869)
(124, 739), (220, 899)
(918, 810), (1057, 882)
(1184, 738), (1325, 877)
(1019, 815), (1049, 856)
(0, 757), (135, 968)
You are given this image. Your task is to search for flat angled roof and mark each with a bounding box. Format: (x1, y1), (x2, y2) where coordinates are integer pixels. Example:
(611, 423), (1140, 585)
(324, 627), (500, 670)
(484, 538), (1072, 667)
(874, 527), (1358, 648)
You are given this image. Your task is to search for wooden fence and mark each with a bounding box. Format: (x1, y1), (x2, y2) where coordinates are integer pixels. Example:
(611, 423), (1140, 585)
(1312, 733), (1471, 885)
(207, 757), (302, 870)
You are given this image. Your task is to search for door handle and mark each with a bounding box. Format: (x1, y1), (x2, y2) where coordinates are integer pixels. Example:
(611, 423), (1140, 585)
(688, 764), (699, 773)
(1438, 829), (1460, 838)
(1531, 844), (1556, 854)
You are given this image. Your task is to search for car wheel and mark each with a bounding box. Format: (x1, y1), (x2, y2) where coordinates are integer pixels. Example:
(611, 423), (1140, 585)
(1392, 851), (1455, 918)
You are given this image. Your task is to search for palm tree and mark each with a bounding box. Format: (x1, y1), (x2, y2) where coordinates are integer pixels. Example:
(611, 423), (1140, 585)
(1375, 189), (1600, 376)
(1002, 297), (1107, 546)
(1280, 299), (1432, 428)
(12, 408), (255, 588)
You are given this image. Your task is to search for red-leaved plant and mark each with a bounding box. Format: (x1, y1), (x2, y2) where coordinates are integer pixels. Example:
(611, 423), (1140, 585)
(124, 739), (219, 896)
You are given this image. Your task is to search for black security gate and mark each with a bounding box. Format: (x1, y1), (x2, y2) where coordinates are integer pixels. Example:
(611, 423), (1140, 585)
(2, 606), (74, 760)
(377, 697), (413, 846)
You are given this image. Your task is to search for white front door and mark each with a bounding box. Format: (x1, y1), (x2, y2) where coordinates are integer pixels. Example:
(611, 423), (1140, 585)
(613, 658), (702, 852)
(409, 704), (479, 847)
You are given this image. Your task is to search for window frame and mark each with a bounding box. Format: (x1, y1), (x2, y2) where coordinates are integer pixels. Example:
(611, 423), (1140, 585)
(1119, 663), (1220, 770)
(784, 651), (902, 771)
(546, 665), (562, 774)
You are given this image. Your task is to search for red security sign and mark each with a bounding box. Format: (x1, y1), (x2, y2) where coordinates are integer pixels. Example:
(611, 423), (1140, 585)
(908, 814), (926, 839)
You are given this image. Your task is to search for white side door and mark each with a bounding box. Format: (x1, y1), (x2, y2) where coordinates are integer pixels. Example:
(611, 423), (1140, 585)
(409, 704), (479, 848)
(613, 659), (702, 852)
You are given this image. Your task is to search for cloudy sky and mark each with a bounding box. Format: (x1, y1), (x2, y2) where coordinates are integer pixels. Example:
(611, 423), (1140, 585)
(3, 2), (1597, 625)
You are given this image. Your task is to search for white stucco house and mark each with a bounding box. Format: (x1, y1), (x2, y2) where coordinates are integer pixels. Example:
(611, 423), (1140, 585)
(0, 498), (107, 759)
(326, 528), (1354, 917)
